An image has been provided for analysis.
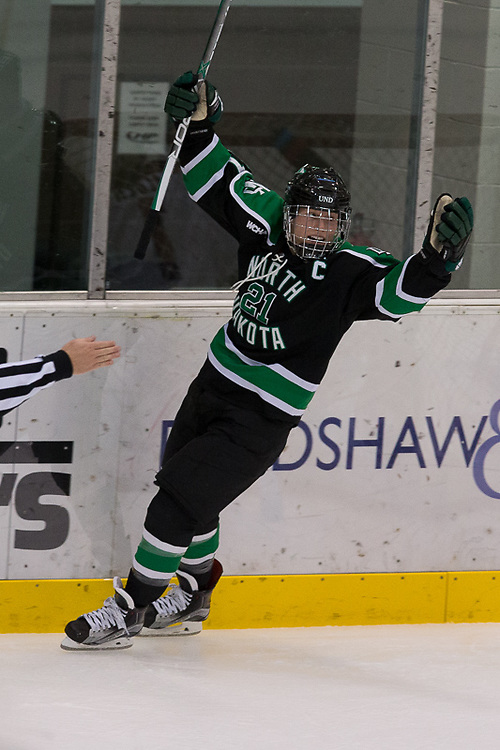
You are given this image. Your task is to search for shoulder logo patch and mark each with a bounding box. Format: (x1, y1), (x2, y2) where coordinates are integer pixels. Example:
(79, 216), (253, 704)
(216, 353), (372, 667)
(246, 220), (266, 235)
(243, 179), (270, 196)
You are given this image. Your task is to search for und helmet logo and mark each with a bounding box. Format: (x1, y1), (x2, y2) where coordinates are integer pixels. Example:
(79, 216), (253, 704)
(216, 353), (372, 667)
(283, 164), (352, 259)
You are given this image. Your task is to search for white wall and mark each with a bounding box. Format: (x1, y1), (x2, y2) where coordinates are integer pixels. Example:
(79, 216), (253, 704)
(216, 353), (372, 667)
(1, 299), (500, 580)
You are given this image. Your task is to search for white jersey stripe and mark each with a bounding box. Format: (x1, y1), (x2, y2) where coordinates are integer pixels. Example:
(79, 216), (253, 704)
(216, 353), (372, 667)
(223, 325), (319, 392)
(375, 278), (400, 318)
(339, 248), (389, 268)
(396, 256), (431, 304)
(207, 347), (304, 416)
(190, 166), (228, 202)
(0, 359), (58, 415)
(0, 390), (46, 412)
(181, 133), (219, 174)
(229, 172), (275, 248)
(0, 359), (56, 390)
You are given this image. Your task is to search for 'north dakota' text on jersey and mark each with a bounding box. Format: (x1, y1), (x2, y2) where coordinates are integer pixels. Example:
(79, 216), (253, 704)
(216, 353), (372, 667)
(178, 127), (451, 420)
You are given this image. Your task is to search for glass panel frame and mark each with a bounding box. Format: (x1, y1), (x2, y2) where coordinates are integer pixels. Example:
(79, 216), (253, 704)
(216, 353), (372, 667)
(0, 0), (496, 300)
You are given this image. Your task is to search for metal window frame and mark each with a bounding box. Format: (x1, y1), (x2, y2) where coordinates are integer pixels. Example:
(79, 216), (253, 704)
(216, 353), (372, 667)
(412, 0), (445, 256)
(87, 0), (121, 299)
(0, 0), (492, 304)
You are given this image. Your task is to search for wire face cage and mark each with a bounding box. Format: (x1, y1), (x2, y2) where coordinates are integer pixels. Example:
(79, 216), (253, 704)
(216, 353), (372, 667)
(284, 205), (352, 260)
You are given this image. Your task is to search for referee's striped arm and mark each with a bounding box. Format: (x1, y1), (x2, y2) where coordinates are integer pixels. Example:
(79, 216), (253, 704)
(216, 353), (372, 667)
(0, 350), (72, 418)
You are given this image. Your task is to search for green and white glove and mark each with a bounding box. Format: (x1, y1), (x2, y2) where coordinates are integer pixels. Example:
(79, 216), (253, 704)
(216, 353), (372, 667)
(164, 71), (223, 124)
(421, 193), (474, 271)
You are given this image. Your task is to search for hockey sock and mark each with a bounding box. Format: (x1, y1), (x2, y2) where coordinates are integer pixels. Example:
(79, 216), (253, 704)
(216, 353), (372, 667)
(127, 488), (199, 601)
(124, 567), (169, 608)
(131, 526), (187, 593)
(177, 525), (220, 592)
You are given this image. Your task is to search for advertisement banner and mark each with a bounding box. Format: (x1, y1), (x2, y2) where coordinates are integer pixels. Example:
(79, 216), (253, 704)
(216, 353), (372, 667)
(2, 304), (500, 579)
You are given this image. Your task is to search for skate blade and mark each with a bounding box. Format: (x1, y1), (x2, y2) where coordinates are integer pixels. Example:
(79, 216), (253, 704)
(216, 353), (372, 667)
(139, 621), (202, 637)
(60, 635), (133, 651)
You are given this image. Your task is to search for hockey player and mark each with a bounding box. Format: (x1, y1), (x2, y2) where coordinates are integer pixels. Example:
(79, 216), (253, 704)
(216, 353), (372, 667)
(0, 336), (121, 419)
(62, 73), (473, 650)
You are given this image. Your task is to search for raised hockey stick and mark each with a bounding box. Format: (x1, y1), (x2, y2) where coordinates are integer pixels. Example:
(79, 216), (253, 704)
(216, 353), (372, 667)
(134, 0), (233, 260)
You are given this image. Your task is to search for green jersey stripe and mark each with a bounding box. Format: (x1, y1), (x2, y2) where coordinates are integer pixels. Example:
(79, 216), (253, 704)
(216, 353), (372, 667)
(223, 324), (318, 391)
(208, 348), (307, 415)
(375, 258), (430, 318)
(395, 258), (431, 304)
(209, 327), (315, 415)
(182, 134), (283, 246)
(181, 136), (231, 198)
(182, 133), (219, 172)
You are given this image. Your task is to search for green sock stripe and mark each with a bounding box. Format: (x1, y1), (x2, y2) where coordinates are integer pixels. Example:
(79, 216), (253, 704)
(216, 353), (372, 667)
(134, 537), (184, 575)
(183, 527), (220, 561)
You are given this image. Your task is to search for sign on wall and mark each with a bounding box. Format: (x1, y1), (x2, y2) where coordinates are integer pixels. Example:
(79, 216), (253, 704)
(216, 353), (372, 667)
(2, 306), (500, 580)
(117, 81), (168, 155)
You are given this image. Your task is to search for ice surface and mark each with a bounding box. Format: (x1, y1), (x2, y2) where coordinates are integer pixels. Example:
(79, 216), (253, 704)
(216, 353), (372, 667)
(1, 624), (499, 749)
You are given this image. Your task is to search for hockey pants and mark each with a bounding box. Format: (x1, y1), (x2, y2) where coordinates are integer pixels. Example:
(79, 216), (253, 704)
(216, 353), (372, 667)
(147, 376), (294, 548)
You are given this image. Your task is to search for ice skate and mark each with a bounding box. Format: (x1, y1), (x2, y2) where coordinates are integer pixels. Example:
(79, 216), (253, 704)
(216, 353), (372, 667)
(141, 559), (222, 636)
(61, 577), (146, 651)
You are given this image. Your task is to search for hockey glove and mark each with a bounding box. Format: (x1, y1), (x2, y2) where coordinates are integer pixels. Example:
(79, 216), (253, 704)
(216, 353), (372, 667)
(164, 71), (222, 124)
(420, 194), (473, 272)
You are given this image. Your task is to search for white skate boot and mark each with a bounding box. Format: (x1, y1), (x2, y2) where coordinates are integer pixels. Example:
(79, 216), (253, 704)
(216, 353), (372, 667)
(141, 559), (222, 636)
(61, 577), (146, 651)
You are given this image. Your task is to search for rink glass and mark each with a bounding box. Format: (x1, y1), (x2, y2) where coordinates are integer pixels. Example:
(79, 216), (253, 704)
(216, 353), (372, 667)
(0, 0), (497, 295)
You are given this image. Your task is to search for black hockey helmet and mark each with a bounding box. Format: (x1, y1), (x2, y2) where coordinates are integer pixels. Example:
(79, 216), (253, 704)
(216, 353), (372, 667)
(283, 164), (352, 259)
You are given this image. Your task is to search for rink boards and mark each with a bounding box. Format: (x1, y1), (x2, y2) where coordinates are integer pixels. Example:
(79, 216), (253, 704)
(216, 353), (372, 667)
(1, 570), (500, 633)
(1, 298), (500, 629)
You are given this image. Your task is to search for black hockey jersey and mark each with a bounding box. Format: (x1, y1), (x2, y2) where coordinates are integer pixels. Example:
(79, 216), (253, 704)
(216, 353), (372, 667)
(179, 126), (451, 422)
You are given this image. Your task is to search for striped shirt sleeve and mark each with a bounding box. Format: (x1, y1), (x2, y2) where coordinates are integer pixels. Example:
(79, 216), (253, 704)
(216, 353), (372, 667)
(0, 350), (73, 418)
